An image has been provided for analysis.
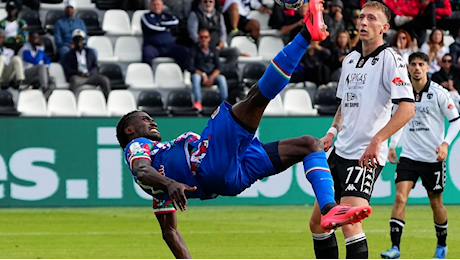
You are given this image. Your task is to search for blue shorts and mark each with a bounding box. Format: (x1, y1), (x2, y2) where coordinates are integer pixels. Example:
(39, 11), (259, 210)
(195, 102), (280, 196)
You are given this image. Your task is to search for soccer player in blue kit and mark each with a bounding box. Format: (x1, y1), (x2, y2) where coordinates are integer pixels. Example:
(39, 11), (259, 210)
(116, 1), (371, 258)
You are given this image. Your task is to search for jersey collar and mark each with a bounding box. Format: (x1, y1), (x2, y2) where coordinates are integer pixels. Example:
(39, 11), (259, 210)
(413, 80), (431, 102)
(354, 43), (389, 68)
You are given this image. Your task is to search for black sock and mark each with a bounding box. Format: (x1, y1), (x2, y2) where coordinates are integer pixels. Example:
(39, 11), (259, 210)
(390, 218), (405, 249)
(312, 231), (339, 259)
(345, 233), (368, 259)
(435, 220), (448, 247)
(320, 202), (337, 215)
(300, 25), (312, 43)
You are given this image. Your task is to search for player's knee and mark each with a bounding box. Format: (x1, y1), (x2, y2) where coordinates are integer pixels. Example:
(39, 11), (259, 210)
(341, 223), (362, 237)
(394, 191), (408, 205)
(429, 193), (443, 208)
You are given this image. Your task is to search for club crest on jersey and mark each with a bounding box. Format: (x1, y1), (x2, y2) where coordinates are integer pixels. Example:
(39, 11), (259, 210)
(371, 57), (379, 65)
(427, 93), (433, 99)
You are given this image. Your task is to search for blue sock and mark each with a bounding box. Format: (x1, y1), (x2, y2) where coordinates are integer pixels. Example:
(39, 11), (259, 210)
(303, 151), (336, 210)
(258, 34), (310, 99)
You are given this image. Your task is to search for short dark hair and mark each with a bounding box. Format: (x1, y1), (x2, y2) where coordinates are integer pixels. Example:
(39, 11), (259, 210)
(408, 52), (429, 64)
(116, 110), (141, 149)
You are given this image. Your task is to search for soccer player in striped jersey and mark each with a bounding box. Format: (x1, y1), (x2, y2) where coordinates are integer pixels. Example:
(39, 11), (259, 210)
(115, 1), (372, 258)
(310, 1), (416, 259)
(380, 52), (460, 259)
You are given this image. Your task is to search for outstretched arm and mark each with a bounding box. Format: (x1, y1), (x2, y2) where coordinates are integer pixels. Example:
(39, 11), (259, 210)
(359, 101), (414, 168)
(156, 213), (192, 259)
(132, 158), (197, 211)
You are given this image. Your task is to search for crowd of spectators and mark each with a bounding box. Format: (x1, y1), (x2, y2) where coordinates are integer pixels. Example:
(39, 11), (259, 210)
(1, 0), (460, 114)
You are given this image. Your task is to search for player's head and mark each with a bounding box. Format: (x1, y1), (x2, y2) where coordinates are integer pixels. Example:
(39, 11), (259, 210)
(358, 1), (390, 42)
(408, 52), (429, 82)
(116, 111), (162, 149)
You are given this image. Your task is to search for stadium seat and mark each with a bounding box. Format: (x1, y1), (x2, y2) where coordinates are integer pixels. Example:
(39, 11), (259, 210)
(444, 35), (455, 46)
(258, 36), (285, 61)
(137, 90), (169, 116)
(18, 10), (45, 34)
(166, 89), (199, 116)
(98, 63), (127, 90)
(107, 90), (137, 116)
(114, 36), (142, 62)
(17, 89), (48, 117)
(0, 9), (6, 20)
(125, 63), (156, 89)
(47, 89), (80, 117)
(75, 10), (105, 36)
(41, 36), (57, 62)
(249, 10), (279, 36)
(242, 62), (266, 89)
(201, 90), (221, 116)
(315, 84), (340, 115)
(74, 0), (96, 9)
(87, 36), (118, 62)
(230, 36), (263, 61)
(154, 63), (186, 89)
(44, 10), (64, 35)
(95, 0), (119, 10)
(263, 95), (287, 116)
(131, 10), (149, 36)
(283, 88), (318, 116)
(102, 10), (131, 36)
(0, 90), (20, 116)
(49, 63), (70, 89)
(77, 89), (109, 117)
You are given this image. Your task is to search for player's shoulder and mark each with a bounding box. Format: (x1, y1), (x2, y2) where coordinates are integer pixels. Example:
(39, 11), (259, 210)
(429, 80), (451, 98)
(342, 50), (360, 65)
(382, 47), (404, 65)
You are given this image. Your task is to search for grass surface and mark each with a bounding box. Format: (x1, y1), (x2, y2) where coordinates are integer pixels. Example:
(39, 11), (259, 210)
(0, 205), (459, 259)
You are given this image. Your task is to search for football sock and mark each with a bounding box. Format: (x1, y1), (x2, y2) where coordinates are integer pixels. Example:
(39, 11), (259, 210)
(435, 220), (448, 247)
(345, 233), (368, 259)
(303, 151), (336, 211)
(312, 231), (339, 259)
(257, 33), (309, 99)
(390, 218), (405, 249)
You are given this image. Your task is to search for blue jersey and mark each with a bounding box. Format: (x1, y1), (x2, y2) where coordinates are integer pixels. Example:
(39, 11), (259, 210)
(124, 132), (217, 202)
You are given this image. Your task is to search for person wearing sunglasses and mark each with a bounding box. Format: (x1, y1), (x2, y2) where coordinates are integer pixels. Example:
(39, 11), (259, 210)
(432, 53), (460, 110)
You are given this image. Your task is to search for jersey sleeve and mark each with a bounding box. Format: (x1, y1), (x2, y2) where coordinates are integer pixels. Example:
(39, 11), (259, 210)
(125, 137), (153, 170)
(152, 197), (177, 215)
(383, 50), (415, 103)
(438, 88), (460, 122)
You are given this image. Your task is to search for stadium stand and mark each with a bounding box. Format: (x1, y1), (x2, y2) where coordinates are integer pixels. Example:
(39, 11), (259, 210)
(17, 89), (48, 116)
(77, 88), (109, 116)
(154, 63), (187, 89)
(242, 62), (266, 89)
(107, 89), (137, 116)
(230, 36), (263, 61)
(98, 63), (127, 90)
(44, 9), (64, 35)
(131, 9), (148, 36)
(88, 36), (118, 62)
(258, 36), (284, 61)
(314, 83), (340, 116)
(137, 90), (169, 117)
(18, 9), (45, 34)
(125, 63), (156, 89)
(283, 88), (318, 116)
(114, 36), (142, 62)
(47, 89), (80, 116)
(102, 9), (131, 36)
(166, 89), (199, 116)
(75, 10), (105, 36)
(263, 94), (287, 116)
(201, 89), (221, 116)
(41, 35), (58, 62)
(49, 63), (70, 89)
(0, 90), (20, 116)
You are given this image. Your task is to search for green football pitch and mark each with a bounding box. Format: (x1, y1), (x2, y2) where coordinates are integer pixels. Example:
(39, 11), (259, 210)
(1, 205), (459, 259)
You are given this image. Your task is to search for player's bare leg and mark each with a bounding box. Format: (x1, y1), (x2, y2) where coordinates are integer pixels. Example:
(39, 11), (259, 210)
(428, 191), (448, 259)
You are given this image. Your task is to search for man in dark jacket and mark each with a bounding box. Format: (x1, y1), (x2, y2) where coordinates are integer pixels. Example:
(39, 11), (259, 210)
(61, 29), (111, 97)
(141, 0), (189, 69)
(190, 28), (228, 111)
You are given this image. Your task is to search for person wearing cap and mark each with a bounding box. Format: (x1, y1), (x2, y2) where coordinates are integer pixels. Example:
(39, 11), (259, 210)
(5, 0), (40, 12)
(0, 29), (25, 88)
(18, 31), (54, 95)
(322, 0), (345, 49)
(54, 0), (87, 61)
(61, 29), (110, 98)
(0, 1), (28, 52)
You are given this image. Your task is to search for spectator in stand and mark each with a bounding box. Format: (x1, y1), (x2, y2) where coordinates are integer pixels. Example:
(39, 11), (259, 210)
(54, 0), (88, 61)
(269, 3), (308, 44)
(18, 31), (54, 95)
(433, 0), (453, 32)
(6, 0), (40, 12)
(190, 28), (228, 111)
(62, 29), (111, 98)
(384, 0), (436, 47)
(187, 0), (239, 65)
(450, 28), (460, 68)
(329, 30), (351, 81)
(221, 0), (272, 40)
(346, 9), (360, 48)
(342, 0), (361, 25)
(141, 0), (189, 70)
(323, 0), (345, 49)
(390, 29), (418, 65)
(0, 1), (28, 53)
(420, 28), (449, 75)
(0, 29), (24, 87)
(432, 54), (460, 92)
(302, 40), (331, 86)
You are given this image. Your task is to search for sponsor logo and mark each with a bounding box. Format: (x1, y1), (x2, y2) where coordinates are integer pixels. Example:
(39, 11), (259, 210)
(345, 184), (357, 191)
(433, 184), (442, 190)
(392, 77), (411, 86)
(448, 103), (454, 110)
(345, 73), (367, 86)
(344, 103), (359, 107)
(415, 106), (430, 114)
(347, 93), (357, 101)
(363, 188), (371, 194)
(410, 120), (424, 127)
(348, 59), (354, 64)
